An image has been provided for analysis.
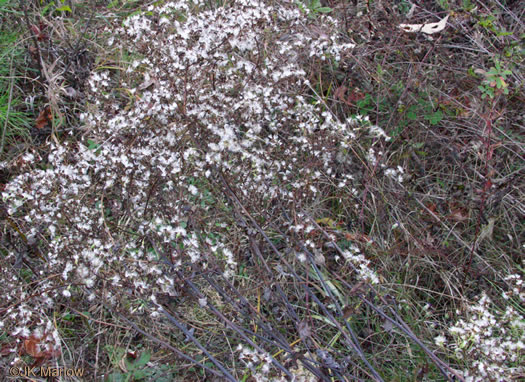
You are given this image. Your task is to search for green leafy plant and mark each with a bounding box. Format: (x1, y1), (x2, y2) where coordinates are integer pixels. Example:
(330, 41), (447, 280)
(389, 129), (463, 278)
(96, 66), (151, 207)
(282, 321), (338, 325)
(477, 14), (496, 31)
(397, 92), (445, 129)
(436, 0), (449, 11)
(297, 0), (332, 18)
(105, 347), (157, 382)
(425, 109), (443, 126)
(396, 0), (412, 15)
(40, 0), (72, 16)
(478, 60), (512, 99)
(461, 0), (475, 11)
(477, 14), (513, 37)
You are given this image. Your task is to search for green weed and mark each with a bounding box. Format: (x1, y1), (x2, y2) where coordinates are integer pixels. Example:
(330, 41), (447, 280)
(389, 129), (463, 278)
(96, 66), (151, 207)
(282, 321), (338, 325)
(104, 346), (174, 381)
(478, 59), (512, 99)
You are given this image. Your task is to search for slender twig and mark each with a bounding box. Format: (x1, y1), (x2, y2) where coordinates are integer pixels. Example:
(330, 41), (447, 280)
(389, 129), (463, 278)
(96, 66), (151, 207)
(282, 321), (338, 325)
(117, 313), (228, 379)
(170, 269), (297, 380)
(270, 220), (384, 382)
(62, 8), (96, 75)
(305, 212), (465, 382)
(218, 171), (383, 381)
(20, 0), (43, 75)
(162, 266), (328, 380)
(463, 102), (497, 284)
(157, 306), (238, 382)
(202, 273), (290, 350)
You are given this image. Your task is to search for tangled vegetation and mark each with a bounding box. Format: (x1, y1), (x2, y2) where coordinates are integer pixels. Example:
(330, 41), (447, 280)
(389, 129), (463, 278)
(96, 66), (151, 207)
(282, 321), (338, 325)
(0, 0), (523, 381)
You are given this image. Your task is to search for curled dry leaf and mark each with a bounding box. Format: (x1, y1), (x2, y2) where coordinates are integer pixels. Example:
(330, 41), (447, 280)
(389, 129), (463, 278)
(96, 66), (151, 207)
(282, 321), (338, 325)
(342, 305), (359, 319)
(23, 336), (44, 358)
(448, 209), (469, 222)
(447, 202), (469, 222)
(35, 106), (52, 129)
(478, 217), (496, 243)
(399, 15), (449, 35)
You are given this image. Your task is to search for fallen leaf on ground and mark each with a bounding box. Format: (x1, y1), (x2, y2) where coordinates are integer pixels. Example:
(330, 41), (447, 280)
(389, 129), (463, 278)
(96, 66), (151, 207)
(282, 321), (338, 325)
(24, 337), (44, 358)
(35, 106), (52, 129)
(399, 15), (449, 35)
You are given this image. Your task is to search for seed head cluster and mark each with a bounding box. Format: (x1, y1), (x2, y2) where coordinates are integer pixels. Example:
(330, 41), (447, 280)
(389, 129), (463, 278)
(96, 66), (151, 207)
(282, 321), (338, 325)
(1, 0), (371, 366)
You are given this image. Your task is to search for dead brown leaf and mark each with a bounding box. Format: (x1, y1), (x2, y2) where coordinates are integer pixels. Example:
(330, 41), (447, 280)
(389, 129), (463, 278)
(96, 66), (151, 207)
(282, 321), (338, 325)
(334, 85), (348, 103)
(35, 106), (52, 129)
(24, 337), (44, 358)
